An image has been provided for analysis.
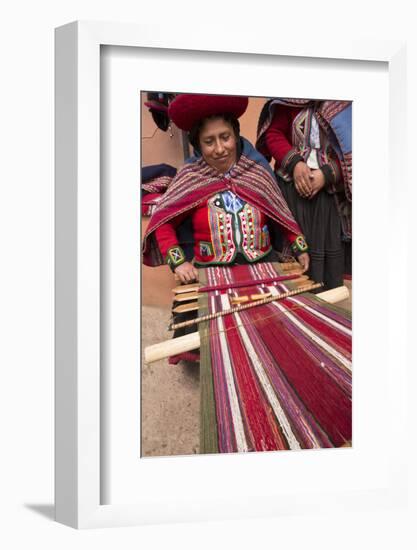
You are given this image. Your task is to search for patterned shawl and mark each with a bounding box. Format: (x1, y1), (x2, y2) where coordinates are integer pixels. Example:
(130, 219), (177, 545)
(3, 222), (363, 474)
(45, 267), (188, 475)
(143, 138), (303, 266)
(256, 99), (352, 239)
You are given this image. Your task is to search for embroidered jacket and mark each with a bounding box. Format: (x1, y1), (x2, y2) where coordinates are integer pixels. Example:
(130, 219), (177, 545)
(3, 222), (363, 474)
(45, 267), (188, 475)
(143, 138), (308, 269)
(155, 190), (306, 267)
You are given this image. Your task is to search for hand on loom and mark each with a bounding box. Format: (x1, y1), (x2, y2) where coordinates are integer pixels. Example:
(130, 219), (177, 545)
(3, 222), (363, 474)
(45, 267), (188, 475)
(174, 261), (199, 284)
(297, 252), (310, 273)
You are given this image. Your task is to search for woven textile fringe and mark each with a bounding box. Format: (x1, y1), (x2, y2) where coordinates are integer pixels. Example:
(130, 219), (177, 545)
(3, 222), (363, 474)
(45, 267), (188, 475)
(199, 262), (352, 454)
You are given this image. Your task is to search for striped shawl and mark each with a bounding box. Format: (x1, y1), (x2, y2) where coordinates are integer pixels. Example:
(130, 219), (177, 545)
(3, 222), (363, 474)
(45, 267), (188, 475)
(143, 138), (303, 266)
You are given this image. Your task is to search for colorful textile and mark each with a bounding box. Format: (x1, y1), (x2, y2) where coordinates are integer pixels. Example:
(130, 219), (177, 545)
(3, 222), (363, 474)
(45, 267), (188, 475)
(142, 192), (165, 216)
(142, 138), (304, 266)
(155, 191), (279, 265)
(141, 164), (177, 216)
(142, 163), (177, 194)
(256, 98), (352, 239)
(166, 245), (186, 269)
(142, 176), (173, 195)
(199, 262), (352, 453)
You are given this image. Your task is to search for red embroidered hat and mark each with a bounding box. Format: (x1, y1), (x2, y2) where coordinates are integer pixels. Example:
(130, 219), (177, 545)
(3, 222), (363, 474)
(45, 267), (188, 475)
(168, 94), (249, 131)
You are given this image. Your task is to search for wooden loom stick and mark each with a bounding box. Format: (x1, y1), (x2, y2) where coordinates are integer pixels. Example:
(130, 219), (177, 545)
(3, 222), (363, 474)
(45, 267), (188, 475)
(173, 274), (310, 298)
(314, 285), (349, 304)
(168, 282), (323, 331)
(172, 291), (199, 303)
(173, 290), (279, 312)
(230, 295), (250, 304)
(144, 285), (349, 364)
(172, 272), (306, 295)
(172, 282), (200, 295)
(173, 302), (199, 314)
(173, 276), (313, 308)
(250, 292), (271, 300)
(144, 332), (201, 364)
(172, 275), (318, 314)
(172, 286), (349, 313)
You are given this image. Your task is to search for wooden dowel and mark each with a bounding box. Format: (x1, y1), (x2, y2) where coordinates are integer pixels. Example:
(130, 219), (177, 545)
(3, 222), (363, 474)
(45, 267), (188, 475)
(143, 284), (350, 363)
(173, 291), (199, 303)
(169, 282), (323, 331)
(172, 282), (200, 294)
(250, 292), (271, 301)
(280, 262), (302, 272)
(173, 302), (199, 314)
(144, 332), (201, 364)
(230, 296), (250, 304)
(316, 285), (349, 304)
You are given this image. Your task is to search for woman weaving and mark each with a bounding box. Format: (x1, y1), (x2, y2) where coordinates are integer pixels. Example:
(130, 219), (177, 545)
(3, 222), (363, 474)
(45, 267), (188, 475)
(142, 94), (310, 280)
(142, 95), (352, 452)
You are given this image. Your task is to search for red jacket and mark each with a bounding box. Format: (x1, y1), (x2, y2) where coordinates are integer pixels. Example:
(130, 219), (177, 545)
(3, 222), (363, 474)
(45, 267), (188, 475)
(155, 192), (301, 267)
(265, 105), (342, 189)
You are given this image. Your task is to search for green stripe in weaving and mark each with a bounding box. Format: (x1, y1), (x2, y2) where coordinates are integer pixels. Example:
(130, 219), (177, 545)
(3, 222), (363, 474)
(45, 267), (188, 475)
(308, 292), (352, 321)
(199, 292), (219, 454)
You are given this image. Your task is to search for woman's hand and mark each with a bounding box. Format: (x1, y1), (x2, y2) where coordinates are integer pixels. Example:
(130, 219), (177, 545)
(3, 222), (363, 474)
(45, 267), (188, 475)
(293, 161), (312, 198)
(308, 169), (325, 199)
(174, 261), (199, 284)
(297, 252), (310, 273)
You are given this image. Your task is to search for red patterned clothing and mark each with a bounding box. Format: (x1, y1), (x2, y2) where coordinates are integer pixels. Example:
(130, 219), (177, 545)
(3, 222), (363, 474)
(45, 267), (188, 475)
(256, 99), (352, 289)
(143, 138), (307, 269)
(155, 191), (300, 266)
(256, 98), (352, 240)
(264, 105), (343, 191)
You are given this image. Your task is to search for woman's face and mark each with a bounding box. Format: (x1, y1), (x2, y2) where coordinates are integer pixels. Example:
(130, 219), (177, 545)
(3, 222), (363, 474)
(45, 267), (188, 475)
(198, 117), (238, 173)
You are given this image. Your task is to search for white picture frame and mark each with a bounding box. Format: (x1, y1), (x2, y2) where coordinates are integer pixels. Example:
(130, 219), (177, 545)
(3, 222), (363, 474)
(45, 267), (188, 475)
(55, 20), (407, 529)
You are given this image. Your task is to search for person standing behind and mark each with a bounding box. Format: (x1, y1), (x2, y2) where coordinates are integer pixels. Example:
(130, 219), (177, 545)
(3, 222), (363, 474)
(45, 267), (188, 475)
(256, 98), (352, 290)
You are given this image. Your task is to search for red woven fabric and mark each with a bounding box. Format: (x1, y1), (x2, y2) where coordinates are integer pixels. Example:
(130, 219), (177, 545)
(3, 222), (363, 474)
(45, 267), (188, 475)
(200, 262), (352, 453)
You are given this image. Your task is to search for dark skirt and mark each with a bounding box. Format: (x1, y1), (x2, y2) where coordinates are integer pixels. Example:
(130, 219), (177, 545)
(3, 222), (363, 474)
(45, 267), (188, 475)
(277, 176), (345, 291)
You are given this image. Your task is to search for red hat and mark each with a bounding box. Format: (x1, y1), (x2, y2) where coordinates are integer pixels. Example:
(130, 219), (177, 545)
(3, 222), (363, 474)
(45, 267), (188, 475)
(168, 94), (248, 131)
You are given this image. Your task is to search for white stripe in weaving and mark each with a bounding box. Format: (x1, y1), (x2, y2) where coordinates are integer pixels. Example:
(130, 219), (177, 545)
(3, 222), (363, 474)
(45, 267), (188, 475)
(287, 296), (352, 336)
(214, 294), (248, 452)
(268, 287), (352, 371)
(230, 304), (302, 450)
